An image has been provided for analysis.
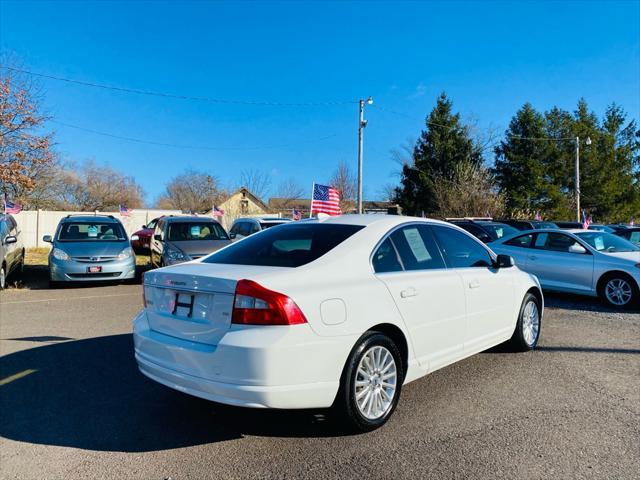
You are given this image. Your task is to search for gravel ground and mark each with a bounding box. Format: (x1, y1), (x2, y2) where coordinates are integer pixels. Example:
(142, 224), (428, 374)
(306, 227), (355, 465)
(0, 270), (638, 479)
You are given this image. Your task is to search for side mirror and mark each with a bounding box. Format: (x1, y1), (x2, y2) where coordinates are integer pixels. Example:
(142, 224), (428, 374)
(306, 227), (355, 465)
(569, 244), (587, 254)
(4, 235), (17, 245)
(495, 254), (514, 268)
(42, 235), (53, 243)
(154, 234), (162, 242)
(131, 234), (140, 241)
(229, 232), (236, 239)
(142, 225), (146, 229)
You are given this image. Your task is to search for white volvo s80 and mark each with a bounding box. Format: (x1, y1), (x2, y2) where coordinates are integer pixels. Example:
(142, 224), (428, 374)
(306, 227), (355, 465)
(133, 215), (543, 431)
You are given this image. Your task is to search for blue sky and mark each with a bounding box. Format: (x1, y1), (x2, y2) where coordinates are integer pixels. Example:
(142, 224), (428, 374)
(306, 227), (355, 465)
(1, 0), (639, 204)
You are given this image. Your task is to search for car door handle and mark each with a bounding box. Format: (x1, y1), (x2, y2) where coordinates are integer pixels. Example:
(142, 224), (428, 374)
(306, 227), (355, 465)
(468, 280), (481, 289)
(400, 288), (418, 298)
(528, 255), (537, 260)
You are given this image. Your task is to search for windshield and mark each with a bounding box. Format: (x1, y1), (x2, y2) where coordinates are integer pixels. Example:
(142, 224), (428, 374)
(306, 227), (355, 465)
(480, 223), (518, 240)
(203, 223), (363, 267)
(576, 232), (639, 253)
(167, 222), (229, 241)
(57, 222), (127, 242)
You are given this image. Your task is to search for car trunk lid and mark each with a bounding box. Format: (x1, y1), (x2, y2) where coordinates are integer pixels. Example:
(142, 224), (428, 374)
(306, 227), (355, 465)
(143, 263), (286, 345)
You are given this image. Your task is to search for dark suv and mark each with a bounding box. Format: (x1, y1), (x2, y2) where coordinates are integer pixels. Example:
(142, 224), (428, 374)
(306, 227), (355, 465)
(448, 220), (519, 243)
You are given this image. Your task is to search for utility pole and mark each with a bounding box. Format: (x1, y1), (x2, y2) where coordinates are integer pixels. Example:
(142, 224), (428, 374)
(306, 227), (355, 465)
(575, 136), (592, 222)
(357, 97), (373, 214)
(575, 136), (580, 222)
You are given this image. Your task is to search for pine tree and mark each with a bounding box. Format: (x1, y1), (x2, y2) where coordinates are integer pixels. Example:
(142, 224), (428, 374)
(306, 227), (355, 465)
(394, 93), (481, 215)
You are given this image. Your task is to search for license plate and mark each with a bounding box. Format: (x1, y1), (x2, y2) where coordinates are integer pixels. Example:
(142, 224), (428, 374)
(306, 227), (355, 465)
(87, 266), (102, 273)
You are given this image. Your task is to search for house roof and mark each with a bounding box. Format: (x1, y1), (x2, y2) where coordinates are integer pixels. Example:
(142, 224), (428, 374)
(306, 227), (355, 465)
(220, 187), (270, 212)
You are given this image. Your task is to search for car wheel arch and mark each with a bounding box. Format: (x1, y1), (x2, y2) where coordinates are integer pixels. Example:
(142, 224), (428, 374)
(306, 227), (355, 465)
(596, 270), (638, 295)
(367, 323), (409, 382)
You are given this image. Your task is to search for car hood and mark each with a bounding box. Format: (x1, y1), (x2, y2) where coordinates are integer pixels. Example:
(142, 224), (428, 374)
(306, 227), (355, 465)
(133, 227), (153, 237)
(54, 241), (129, 257)
(169, 239), (231, 256)
(601, 251), (640, 262)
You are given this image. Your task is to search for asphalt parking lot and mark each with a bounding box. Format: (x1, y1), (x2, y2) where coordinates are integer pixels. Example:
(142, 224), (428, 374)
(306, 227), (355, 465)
(1, 266), (639, 479)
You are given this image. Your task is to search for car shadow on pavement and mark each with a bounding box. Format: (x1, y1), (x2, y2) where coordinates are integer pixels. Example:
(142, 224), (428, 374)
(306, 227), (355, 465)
(543, 291), (640, 314)
(6, 265), (150, 291)
(0, 334), (349, 452)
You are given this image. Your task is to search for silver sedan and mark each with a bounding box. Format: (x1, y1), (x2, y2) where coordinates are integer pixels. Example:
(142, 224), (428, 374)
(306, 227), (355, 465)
(489, 229), (640, 308)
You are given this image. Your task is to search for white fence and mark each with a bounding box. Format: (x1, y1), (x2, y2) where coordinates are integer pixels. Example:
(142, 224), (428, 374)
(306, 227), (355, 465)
(13, 209), (181, 249)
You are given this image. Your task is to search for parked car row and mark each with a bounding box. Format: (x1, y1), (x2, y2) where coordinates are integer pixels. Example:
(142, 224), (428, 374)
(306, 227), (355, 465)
(29, 214), (291, 287)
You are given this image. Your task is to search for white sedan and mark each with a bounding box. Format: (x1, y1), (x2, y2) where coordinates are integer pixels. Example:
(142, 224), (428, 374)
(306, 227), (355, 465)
(134, 215), (543, 431)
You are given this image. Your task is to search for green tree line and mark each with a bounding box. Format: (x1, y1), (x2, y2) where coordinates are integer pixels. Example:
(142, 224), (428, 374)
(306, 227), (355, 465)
(394, 93), (640, 222)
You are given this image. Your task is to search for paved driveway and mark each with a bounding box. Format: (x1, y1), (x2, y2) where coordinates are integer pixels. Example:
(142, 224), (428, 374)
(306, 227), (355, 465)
(1, 270), (638, 479)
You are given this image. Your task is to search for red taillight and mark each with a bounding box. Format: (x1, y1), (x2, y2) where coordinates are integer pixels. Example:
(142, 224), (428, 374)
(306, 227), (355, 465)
(232, 279), (307, 326)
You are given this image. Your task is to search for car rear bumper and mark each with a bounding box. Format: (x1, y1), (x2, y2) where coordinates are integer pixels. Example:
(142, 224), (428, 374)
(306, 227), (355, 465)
(49, 256), (136, 281)
(133, 310), (356, 409)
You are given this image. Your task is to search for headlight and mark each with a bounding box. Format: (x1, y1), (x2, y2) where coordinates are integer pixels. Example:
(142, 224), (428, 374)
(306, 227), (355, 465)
(165, 247), (190, 263)
(52, 248), (69, 261)
(116, 247), (134, 260)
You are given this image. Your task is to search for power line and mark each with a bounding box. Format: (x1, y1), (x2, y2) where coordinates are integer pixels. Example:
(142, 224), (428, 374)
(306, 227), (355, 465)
(2, 66), (357, 107)
(51, 119), (338, 151)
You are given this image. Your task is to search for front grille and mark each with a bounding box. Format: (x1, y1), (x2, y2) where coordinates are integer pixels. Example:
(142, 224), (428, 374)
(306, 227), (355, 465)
(71, 256), (117, 263)
(67, 272), (121, 278)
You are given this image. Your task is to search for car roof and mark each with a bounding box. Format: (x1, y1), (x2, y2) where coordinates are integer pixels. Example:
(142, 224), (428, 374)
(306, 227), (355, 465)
(297, 214), (453, 228)
(163, 215), (218, 223)
(62, 215), (118, 223)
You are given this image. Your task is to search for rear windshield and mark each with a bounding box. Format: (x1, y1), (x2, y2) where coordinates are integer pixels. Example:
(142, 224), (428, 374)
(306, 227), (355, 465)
(203, 223), (363, 267)
(479, 223), (519, 240)
(167, 222), (229, 241)
(259, 222), (287, 229)
(58, 222), (126, 242)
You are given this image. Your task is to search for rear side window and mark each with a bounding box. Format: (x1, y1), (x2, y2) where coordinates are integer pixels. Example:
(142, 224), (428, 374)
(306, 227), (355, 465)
(203, 223), (363, 267)
(505, 234), (535, 248)
(431, 226), (493, 268)
(391, 226), (445, 271)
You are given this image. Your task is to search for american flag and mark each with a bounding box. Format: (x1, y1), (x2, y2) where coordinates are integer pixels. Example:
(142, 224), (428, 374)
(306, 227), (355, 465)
(119, 204), (132, 217)
(311, 183), (341, 216)
(534, 211), (542, 221)
(581, 210), (592, 230)
(3, 198), (22, 215)
(212, 206), (224, 217)
(292, 208), (302, 221)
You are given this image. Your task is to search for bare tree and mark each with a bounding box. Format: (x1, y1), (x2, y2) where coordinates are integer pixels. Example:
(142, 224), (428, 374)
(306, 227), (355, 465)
(432, 161), (505, 218)
(62, 160), (145, 211)
(0, 65), (56, 198)
(328, 161), (357, 212)
(379, 183), (398, 202)
(240, 168), (271, 201)
(159, 169), (226, 212)
(275, 177), (305, 207)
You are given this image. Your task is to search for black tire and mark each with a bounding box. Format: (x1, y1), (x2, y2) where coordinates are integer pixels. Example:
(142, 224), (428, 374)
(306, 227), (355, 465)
(333, 331), (403, 433)
(598, 273), (638, 309)
(507, 292), (541, 352)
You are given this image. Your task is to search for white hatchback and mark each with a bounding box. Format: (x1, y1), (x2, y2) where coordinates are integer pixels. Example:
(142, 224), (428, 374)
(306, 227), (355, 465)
(134, 215), (543, 431)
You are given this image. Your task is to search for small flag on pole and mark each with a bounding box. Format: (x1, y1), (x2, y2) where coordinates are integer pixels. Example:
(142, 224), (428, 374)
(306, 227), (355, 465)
(212, 206), (224, 217)
(581, 210), (592, 230)
(119, 205), (132, 217)
(534, 211), (542, 221)
(311, 183), (341, 216)
(292, 208), (302, 221)
(3, 198), (22, 215)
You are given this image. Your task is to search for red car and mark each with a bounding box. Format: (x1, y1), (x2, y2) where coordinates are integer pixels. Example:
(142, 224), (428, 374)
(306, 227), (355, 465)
(131, 217), (160, 254)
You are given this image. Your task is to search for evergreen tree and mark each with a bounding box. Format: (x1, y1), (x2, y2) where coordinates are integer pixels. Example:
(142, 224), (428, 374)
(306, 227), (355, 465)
(394, 93), (481, 215)
(493, 103), (554, 214)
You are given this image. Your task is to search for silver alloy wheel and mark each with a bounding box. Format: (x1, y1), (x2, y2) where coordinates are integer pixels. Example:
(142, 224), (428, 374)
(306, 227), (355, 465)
(605, 278), (632, 306)
(522, 300), (540, 346)
(354, 345), (397, 420)
(0, 267), (5, 289)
